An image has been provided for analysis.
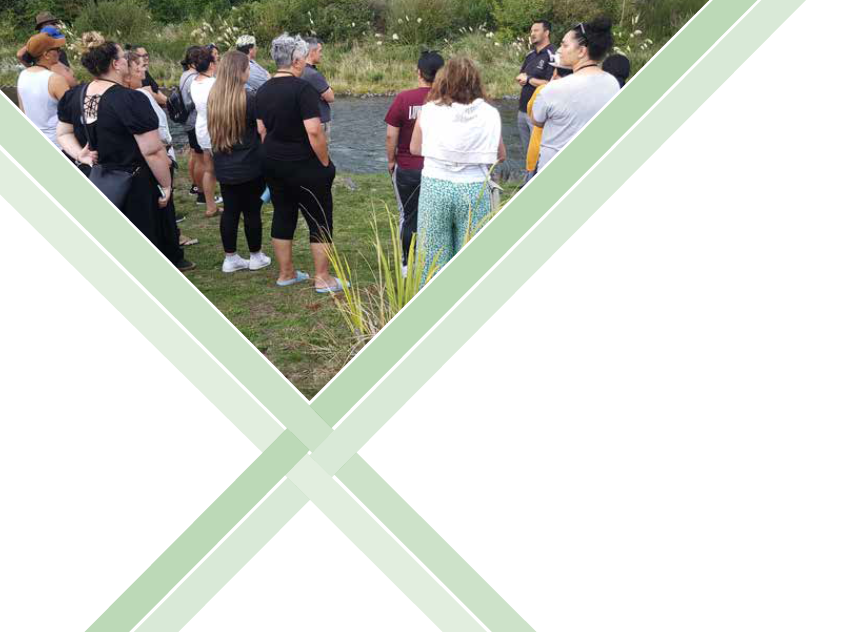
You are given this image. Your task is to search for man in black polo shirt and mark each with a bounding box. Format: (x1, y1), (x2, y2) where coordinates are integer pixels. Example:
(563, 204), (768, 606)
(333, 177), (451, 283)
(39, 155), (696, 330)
(516, 20), (555, 176)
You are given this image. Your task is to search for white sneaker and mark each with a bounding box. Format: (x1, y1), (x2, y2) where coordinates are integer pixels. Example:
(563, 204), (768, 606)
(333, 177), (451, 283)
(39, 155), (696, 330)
(222, 253), (249, 273)
(249, 251), (271, 271)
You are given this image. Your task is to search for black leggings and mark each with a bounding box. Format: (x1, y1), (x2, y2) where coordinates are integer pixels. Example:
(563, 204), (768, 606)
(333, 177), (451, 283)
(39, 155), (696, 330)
(220, 177), (265, 253)
(264, 156), (336, 243)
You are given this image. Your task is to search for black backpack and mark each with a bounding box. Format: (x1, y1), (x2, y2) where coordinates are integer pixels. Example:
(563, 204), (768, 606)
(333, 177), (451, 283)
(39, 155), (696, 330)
(166, 88), (189, 124)
(166, 73), (194, 124)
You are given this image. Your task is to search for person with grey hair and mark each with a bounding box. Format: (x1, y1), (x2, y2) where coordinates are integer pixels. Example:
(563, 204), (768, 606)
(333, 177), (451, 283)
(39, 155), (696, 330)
(236, 34), (269, 92)
(301, 36), (334, 142)
(255, 34), (344, 292)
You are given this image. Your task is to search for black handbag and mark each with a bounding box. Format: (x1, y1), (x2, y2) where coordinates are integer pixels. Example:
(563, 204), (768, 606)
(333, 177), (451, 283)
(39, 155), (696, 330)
(79, 82), (136, 208)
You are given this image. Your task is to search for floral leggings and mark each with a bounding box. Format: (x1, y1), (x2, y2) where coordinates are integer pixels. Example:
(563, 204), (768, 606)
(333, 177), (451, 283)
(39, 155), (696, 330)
(416, 175), (493, 283)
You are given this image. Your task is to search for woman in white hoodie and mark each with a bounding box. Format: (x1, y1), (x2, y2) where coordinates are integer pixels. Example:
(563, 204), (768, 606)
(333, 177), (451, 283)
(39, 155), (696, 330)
(410, 57), (505, 283)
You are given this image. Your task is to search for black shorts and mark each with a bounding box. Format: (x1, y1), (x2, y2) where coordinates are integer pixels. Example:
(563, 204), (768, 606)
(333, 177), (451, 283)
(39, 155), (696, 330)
(186, 130), (204, 154)
(264, 156), (336, 243)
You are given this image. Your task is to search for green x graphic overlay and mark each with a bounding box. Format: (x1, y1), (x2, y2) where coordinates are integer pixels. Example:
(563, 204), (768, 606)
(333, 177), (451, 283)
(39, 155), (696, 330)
(0, 0), (804, 629)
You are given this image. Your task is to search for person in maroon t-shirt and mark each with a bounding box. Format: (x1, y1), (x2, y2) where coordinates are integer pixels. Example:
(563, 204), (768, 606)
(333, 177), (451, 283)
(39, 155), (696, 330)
(385, 50), (445, 270)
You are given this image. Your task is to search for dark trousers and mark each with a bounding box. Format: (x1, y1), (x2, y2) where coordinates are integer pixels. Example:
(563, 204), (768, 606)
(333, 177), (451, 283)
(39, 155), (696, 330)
(392, 165), (422, 265)
(220, 177), (265, 253)
(264, 156), (336, 243)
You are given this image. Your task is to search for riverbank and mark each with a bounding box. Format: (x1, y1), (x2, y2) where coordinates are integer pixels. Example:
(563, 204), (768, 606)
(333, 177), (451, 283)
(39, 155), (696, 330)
(0, 33), (528, 97)
(0, 21), (662, 96)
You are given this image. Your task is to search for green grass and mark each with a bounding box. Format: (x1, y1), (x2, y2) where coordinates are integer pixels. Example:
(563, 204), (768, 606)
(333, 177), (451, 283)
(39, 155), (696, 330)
(172, 154), (517, 398)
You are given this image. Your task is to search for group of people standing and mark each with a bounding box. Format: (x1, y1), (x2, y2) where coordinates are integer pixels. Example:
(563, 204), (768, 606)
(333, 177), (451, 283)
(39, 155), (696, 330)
(14, 10), (628, 293)
(516, 17), (628, 178)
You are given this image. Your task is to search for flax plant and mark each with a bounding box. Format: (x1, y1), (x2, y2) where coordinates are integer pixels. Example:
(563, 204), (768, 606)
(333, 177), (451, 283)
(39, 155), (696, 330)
(326, 207), (439, 345)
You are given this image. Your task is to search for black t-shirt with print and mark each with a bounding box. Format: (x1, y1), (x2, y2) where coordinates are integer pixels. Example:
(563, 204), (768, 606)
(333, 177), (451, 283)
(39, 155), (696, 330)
(519, 44), (556, 112)
(58, 84), (158, 169)
(255, 76), (322, 161)
(213, 92), (263, 185)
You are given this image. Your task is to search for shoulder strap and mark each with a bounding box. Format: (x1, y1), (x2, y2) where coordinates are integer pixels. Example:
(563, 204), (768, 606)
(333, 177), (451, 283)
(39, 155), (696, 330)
(79, 82), (94, 149)
(179, 72), (194, 94)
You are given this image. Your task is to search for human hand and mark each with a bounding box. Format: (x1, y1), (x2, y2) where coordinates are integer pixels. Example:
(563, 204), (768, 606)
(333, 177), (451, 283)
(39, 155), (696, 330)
(78, 145), (98, 166)
(516, 73), (528, 86)
(157, 187), (171, 208)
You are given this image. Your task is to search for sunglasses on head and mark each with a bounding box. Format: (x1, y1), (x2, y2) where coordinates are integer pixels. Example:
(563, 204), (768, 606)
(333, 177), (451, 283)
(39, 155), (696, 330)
(574, 22), (588, 44)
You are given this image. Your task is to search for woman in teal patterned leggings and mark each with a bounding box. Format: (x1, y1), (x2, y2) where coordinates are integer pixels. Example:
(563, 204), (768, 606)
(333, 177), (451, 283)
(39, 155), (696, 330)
(410, 57), (506, 284)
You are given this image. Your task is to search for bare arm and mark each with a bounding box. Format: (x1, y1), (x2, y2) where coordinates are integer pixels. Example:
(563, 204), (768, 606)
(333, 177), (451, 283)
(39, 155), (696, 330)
(528, 77), (549, 88)
(409, 114), (422, 156)
(497, 136), (507, 163)
(135, 130), (172, 204)
(56, 121), (97, 165)
(385, 124), (400, 173)
(320, 87), (335, 104)
(150, 87), (168, 107)
(257, 119), (267, 142)
(48, 73), (69, 101)
(53, 63), (78, 88)
(303, 117), (329, 167)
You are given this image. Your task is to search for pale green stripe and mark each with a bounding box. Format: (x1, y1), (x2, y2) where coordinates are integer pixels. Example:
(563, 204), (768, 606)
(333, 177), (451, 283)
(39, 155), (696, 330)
(0, 151), (281, 452)
(123, 2), (801, 630)
(313, 0), (803, 478)
(310, 0), (761, 424)
(337, 455), (531, 632)
(0, 94), (329, 451)
(135, 481), (309, 632)
(288, 456), (485, 632)
(0, 0), (802, 629)
(0, 139), (524, 629)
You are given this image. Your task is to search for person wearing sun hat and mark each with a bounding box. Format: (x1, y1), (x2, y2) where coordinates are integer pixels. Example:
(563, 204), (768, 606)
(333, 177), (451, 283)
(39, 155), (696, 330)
(16, 29), (70, 150)
(236, 34), (270, 92)
(16, 12), (77, 87)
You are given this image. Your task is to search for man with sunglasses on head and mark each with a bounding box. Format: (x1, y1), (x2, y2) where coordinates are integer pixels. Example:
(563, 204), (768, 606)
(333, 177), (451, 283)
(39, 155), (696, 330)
(516, 19), (555, 177)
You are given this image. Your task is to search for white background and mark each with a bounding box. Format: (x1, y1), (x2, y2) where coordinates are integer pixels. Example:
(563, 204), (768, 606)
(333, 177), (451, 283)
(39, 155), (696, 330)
(2, 1), (864, 630)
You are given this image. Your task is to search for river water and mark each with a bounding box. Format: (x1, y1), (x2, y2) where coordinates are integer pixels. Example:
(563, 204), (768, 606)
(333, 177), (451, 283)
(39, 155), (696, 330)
(2, 87), (525, 179)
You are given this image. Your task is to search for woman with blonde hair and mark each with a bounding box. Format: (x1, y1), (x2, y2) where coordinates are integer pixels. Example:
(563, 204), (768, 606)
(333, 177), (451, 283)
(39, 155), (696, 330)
(410, 57), (505, 283)
(208, 50), (270, 272)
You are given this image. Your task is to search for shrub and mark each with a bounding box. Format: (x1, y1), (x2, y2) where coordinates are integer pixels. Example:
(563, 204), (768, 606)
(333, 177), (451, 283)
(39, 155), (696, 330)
(148, 0), (230, 23)
(631, 0), (707, 38)
(492, 0), (552, 39)
(451, 0), (495, 31)
(385, 0), (458, 44)
(549, 0), (619, 34)
(74, 0), (154, 43)
(311, 0), (380, 41)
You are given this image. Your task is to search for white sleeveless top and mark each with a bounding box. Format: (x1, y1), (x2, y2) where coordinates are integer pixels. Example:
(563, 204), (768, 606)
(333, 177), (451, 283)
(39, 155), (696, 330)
(17, 68), (60, 148)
